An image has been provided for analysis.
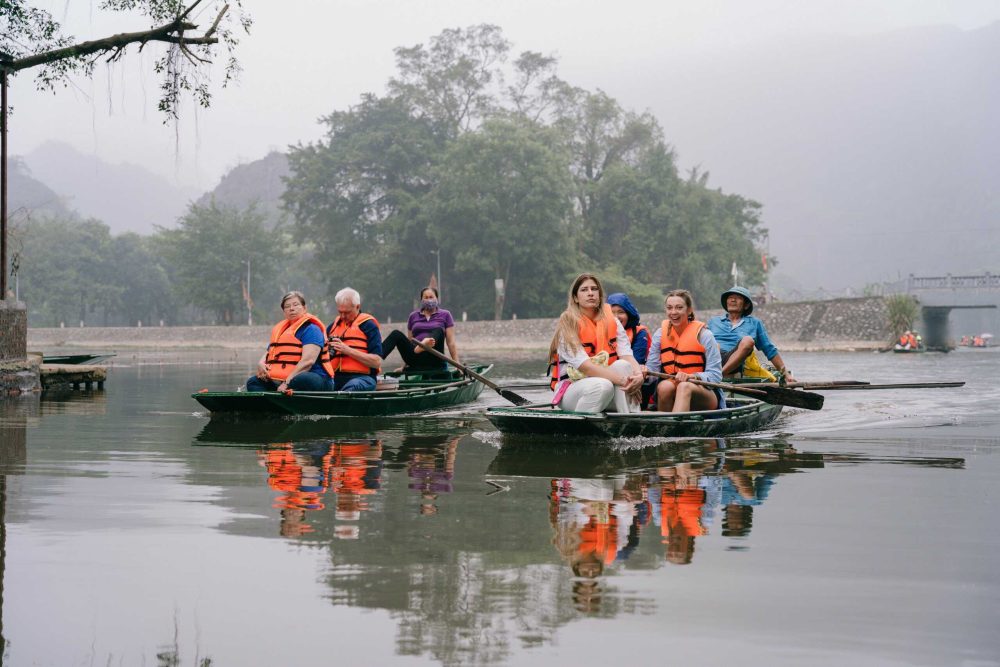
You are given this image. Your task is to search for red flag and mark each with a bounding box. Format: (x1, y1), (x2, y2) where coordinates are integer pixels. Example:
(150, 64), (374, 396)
(761, 253), (768, 272)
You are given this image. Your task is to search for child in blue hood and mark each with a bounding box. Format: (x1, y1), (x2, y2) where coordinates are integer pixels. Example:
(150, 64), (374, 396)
(607, 293), (651, 365)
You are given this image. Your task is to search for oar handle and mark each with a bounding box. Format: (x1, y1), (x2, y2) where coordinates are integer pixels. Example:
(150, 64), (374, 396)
(410, 338), (500, 390)
(647, 370), (766, 395)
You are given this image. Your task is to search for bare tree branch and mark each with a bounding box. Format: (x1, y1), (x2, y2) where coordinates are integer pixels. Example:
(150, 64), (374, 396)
(4, 3), (228, 73)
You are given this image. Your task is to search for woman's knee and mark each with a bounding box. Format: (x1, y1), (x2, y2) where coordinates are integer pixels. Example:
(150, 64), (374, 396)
(738, 336), (755, 350)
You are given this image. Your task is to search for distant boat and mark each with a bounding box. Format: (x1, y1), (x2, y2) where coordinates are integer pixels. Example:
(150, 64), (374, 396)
(892, 344), (924, 354)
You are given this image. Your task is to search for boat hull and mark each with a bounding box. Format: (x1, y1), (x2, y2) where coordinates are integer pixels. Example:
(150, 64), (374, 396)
(193, 365), (491, 417)
(484, 398), (782, 439)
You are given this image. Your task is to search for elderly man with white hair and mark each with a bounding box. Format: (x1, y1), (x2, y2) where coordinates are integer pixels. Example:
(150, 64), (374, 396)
(325, 287), (383, 391)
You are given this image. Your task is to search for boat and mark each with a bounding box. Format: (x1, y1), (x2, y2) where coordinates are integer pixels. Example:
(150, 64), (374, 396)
(41, 353), (116, 365)
(192, 365), (493, 417)
(484, 397), (783, 439)
(892, 344), (925, 354)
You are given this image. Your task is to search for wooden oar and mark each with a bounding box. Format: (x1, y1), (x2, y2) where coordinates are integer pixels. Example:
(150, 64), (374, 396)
(778, 381), (964, 391)
(648, 370), (824, 410)
(411, 338), (532, 406)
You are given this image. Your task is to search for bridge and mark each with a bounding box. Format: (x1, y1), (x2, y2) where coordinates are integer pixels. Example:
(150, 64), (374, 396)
(887, 273), (999, 349)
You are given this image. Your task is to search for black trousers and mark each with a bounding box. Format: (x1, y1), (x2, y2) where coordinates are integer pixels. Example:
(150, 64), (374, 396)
(381, 328), (446, 369)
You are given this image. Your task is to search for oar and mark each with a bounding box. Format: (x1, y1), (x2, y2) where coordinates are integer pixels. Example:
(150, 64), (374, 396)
(783, 381), (965, 391)
(411, 338), (533, 406)
(648, 370), (824, 410)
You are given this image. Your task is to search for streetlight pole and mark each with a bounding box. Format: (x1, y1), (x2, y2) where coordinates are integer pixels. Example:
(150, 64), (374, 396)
(1, 59), (9, 300)
(430, 248), (442, 301)
(246, 258), (252, 326)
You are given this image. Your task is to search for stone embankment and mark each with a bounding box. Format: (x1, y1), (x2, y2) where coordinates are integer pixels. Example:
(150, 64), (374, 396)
(27, 297), (890, 354)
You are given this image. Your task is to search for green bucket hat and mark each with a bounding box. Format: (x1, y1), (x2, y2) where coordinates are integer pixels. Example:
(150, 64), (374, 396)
(721, 286), (754, 315)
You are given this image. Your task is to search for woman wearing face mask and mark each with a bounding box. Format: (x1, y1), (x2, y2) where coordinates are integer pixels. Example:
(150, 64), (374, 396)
(380, 286), (459, 371)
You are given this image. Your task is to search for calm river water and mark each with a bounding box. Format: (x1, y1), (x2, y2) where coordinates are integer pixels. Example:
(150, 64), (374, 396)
(1, 348), (998, 666)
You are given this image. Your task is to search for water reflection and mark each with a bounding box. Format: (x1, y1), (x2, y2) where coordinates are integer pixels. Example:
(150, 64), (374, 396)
(259, 441), (384, 538)
(194, 421), (970, 664)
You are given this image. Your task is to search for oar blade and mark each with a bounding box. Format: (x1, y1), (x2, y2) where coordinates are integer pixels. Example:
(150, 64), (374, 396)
(760, 385), (824, 410)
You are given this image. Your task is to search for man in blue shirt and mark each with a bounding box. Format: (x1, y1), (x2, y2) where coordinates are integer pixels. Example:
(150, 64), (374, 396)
(706, 286), (795, 381)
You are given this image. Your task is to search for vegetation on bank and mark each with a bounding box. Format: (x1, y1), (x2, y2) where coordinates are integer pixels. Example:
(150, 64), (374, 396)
(12, 26), (768, 326)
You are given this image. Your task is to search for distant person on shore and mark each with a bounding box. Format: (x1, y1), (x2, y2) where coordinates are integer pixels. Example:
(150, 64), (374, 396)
(645, 289), (725, 412)
(706, 286), (795, 382)
(247, 291), (333, 393)
(325, 288), (382, 391)
(380, 286), (458, 372)
(549, 273), (644, 413)
(607, 292), (652, 365)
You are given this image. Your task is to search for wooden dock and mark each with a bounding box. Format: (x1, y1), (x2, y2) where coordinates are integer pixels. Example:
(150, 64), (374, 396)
(39, 364), (107, 392)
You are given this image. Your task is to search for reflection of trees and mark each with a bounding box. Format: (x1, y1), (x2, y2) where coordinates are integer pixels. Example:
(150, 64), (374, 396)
(0, 398), (33, 655)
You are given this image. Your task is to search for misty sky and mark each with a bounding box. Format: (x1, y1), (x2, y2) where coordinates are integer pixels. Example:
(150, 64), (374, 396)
(11, 0), (998, 189)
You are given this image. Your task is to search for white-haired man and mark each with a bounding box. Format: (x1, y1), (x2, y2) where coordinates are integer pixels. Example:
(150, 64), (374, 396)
(325, 287), (383, 391)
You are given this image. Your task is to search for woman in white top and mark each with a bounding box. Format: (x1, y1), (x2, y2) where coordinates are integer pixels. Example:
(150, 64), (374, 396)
(548, 273), (645, 413)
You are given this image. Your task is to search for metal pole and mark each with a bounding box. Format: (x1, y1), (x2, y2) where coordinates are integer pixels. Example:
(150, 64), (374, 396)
(1, 66), (8, 300)
(246, 258), (252, 326)
(436, 248), (442, 302)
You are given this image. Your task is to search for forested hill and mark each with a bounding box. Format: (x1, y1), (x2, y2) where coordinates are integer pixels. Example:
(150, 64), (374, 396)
(9, 158), (71, 220)
(22, 141), (199, 234)
(196, 151), (289, 225)
(613, 22), (1000, 292)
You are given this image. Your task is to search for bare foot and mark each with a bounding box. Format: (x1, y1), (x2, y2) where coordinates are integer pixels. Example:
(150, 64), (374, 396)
(414, 337), (436, 353)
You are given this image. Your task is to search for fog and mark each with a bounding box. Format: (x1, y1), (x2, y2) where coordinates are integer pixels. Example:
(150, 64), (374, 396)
(7, 0), (1000, 292)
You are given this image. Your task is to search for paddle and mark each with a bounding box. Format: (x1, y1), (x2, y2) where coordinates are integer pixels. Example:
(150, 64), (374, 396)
(755, 381), (965, 391)
(647, 370), (825, 410)
(410, 338), (533, 406)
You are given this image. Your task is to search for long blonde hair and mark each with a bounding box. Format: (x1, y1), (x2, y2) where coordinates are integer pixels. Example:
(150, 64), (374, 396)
(549, 273), (608, 357)
(663, 289), (696, 337)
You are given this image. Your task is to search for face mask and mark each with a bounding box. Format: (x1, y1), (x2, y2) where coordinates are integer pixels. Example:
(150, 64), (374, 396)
(421, 298), (438, 310)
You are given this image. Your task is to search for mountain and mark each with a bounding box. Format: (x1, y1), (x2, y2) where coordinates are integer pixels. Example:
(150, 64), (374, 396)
(8, 157), (72, 220)
(196, 151), (289, 225)
(609, 22), (1000, 291)
(22, 142), (200, 234)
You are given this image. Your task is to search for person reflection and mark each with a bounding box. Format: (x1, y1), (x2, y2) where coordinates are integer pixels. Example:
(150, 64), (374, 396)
(649, 463), (708, 565)
(391, 435), (459, 516)
(549, 475), (652, 612)
(258, 440), (383, 538)
(328, 441), (383, 539)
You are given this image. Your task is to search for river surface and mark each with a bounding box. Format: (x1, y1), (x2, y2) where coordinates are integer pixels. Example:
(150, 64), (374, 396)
(1, 349), (998, 666)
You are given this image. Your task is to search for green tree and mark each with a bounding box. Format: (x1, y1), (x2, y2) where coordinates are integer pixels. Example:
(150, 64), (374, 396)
(155, 201), (287, 324)
(18, 217), (119, 326)
(424, 119), (574, 319)
(283, 94), (448, 317)
(106, 233), (175, 325)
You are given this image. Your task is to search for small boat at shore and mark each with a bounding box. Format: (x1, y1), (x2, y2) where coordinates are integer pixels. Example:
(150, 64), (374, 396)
(41, 353), (116, 365)
(192, 365), (493, 417)
(484, 397), (783, 439)
(892, 344), (925, 354)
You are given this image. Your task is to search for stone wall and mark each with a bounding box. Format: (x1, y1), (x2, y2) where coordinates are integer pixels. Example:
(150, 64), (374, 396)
(1, 300), (28, 362)
(27, 296), (892, 353)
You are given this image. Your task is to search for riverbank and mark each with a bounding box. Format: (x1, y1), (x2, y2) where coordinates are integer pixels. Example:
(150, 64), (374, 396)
(28, 315), (885, 356)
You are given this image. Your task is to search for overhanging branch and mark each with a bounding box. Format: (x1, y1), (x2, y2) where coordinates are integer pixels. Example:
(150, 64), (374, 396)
(4, 3), (228, 73)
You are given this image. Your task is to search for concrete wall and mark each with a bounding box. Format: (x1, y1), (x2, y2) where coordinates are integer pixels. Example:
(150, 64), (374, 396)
(1, 300), (27, 362)
(27, 296), (892, 352)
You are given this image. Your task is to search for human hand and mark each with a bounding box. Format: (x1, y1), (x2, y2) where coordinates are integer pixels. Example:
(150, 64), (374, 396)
(622, 373), (644, 392)
(329, 338), (348, 354)
(674, 371), (691, 382)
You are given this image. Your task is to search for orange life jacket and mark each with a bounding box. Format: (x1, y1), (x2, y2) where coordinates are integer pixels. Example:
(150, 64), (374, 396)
(579, 511), (620, 566)
(265, 313), (334, 381)
(626, 323), (652, 357)
(550, 304), (620, 389)
(660, 487), (707, 538)
(327, 313), (381, 376)
(659, 320), (707, 375)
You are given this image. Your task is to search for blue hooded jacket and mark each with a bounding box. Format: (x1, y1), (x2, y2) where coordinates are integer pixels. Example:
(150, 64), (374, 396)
(607, 292), (650, 364)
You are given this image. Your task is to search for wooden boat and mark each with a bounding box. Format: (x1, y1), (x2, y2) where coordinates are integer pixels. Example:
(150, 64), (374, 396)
(41, 353), (116, 365)
(484, 397), (783, 439)
(892, 344), (925, 354)
(192, 365), (493, 417)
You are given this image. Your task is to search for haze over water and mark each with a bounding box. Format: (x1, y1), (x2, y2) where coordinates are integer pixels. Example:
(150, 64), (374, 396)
(1, 349), (997, 665)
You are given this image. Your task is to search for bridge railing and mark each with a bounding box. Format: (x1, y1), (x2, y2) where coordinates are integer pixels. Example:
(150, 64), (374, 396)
(906, 272), (998, 291)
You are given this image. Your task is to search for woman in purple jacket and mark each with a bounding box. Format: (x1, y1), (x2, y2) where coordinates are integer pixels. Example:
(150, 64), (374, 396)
(380, 286), (460, 371)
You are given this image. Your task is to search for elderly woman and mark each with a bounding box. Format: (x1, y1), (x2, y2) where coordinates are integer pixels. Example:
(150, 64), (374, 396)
(247, 291), (333, 393)
(325, 287), (383, 392)
(645, 289), (725, 412)
(549, 273), (645, 413)
(381, 286), (459, 371)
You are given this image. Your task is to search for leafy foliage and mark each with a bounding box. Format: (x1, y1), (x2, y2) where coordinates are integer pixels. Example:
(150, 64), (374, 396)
(885, 294), (920, 337)
(283, 25), (770, 319)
